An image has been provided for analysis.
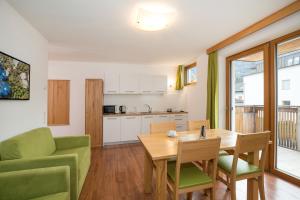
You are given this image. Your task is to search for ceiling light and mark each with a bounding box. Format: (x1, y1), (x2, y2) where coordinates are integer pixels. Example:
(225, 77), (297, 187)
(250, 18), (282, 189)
(134, 4), (175, 31)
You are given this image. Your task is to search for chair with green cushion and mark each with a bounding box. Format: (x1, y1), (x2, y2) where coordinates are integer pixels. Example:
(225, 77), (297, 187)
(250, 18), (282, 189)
(167, 137), (221, 200)
(217, 131), (270, 200)
(187, 119), (228, 172)
(0, 127), (91, 200)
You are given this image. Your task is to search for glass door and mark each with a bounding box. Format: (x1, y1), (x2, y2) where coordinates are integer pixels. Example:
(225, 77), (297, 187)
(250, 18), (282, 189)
(275, 36), (300, 179)
(227, 44), (269, 133)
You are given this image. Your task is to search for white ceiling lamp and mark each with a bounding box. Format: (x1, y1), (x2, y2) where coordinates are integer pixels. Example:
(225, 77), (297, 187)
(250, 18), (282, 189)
(134, 3), (175, 31)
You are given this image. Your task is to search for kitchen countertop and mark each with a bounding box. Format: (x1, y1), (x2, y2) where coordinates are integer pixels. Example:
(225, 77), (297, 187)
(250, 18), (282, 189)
(103, 111), (188, 117)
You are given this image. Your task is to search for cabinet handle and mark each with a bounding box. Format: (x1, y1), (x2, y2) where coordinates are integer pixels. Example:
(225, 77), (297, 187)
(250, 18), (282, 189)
(159, 116), (168, 118)
(107, 90), (117, 93)
(144, 116), (153, 119)
(125, 90), (135, 93)
(126, 117), (136, 119)
(175, 119), (183, 121)
(107, 117), (117, 120)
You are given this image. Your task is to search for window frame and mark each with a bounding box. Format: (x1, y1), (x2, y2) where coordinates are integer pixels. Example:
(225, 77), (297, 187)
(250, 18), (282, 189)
(184, 62), (197, 86)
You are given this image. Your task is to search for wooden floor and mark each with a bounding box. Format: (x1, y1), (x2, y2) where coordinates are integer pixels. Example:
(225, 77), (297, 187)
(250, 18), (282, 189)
(80, 143), (300, 200)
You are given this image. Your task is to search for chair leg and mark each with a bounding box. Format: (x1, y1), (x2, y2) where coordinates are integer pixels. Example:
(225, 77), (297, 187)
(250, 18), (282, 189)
(187, 192), (193, 200)
(230, 181), (236, 200)
(174, 191), (179, 200)
(210, 186), (215, 200)
(258, 176), (266, 200)
(226, 175), (230, 190)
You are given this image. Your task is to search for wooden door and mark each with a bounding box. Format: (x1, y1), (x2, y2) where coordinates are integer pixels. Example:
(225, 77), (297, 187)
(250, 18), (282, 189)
(48, 80), (70, 125)
(85, 79), (103, 148)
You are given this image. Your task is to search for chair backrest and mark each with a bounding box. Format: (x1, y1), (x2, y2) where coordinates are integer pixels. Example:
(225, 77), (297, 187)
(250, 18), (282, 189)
(177, 137), (221, 163)
(232, 131), (270, 175)
(188, 120), (210, 131)
(150, 121), (176, 134)
(175, 138), (221, 187)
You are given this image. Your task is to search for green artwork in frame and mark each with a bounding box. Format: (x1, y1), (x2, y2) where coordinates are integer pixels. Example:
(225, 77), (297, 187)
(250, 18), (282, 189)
(0, 51), (30, 100)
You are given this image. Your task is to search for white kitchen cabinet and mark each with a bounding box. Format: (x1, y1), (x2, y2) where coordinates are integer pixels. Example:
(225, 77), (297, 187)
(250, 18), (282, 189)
(119, 74), (140, 94)
(141, 115), (155, 134)
(103, 117), (121, 144)
(153, 76), (168, 93)
(169, 114), (188, 131)
(120, 116), (141, 141)
(140, 75), (154, 94)
(176, 124), (187, 132)
(104, 73), (119, 94)
(155, 114), (171, 122)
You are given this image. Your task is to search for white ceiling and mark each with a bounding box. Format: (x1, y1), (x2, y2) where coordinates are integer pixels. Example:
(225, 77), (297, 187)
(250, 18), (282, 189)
(7, 0), (295, 65)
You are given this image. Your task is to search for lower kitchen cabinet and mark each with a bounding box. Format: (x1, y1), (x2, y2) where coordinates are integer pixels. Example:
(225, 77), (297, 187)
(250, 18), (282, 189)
(154, 114), (170, 122)
(141, 115), (155, 134)
(103, 113), (188, 145)
(121, 116), (141, 141)
(103, 117), (121, 143)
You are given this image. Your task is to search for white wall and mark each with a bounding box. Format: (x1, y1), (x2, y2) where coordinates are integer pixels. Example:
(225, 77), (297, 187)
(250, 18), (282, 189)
(185, 12), (300, 128)
(0, 0), (48, 141)
(183, 54), (208, 120)
(48, 61), (185, 136)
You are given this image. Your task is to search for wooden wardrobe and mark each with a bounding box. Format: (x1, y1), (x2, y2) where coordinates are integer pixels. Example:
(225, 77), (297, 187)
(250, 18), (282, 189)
(85, 79), (103, 148)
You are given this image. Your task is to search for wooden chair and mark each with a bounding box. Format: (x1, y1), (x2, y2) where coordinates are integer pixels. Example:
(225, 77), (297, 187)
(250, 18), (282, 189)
(167, 137), (221, 200)
(188, 120), (226, 172)
(150, 121), (176, 134)
(217, 131), (270, 200)
(188, 120), (210, 131)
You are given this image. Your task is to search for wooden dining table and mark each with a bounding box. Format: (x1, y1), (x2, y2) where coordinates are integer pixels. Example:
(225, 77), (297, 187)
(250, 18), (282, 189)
(138, 128), (260, 200)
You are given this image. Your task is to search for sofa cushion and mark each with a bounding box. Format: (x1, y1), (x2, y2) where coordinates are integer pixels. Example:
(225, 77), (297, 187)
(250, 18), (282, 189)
(52, 147), (90, 190)
(29, 192), (69, 200)
(0, 128), (56, 160)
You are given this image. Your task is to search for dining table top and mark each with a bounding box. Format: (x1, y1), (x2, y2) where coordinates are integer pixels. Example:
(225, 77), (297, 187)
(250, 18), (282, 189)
(138, 128), (239, 160)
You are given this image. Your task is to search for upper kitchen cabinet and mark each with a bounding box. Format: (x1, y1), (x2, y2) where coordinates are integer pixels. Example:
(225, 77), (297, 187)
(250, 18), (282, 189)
(140, 75), (168, 94)
(104, 73), (119, 94)
(119, 74), (140, 94)
(140, 75), (154, 94)
(153, 75), (168, 93)
(104, 73), (167, 95)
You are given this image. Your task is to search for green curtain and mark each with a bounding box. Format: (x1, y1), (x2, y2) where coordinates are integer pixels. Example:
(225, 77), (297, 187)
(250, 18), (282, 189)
(175, 65), (183, 90)
(206, 51), (219, 128)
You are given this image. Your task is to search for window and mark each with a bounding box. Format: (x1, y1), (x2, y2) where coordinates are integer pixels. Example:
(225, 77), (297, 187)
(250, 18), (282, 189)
(184, 62), (197, 85)
(294, 56), (300, 65)
(281, 79), (290, 90)
(282, 100), (291, 106)
(287, 57), (293, 66)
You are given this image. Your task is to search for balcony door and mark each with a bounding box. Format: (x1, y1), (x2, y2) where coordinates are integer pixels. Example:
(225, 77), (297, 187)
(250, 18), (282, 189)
(226, 43), (270, 133)
(270, 31), (300, 184)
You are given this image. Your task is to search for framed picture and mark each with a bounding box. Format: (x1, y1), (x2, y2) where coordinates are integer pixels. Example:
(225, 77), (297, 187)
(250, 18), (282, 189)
(0, 51), (30, 100)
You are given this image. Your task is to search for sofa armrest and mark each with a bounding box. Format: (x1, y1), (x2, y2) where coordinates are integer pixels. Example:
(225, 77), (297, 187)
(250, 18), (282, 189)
(0, 155), (78, 200)
(54, 135), (90, 150)
(0, 166), (70, 200)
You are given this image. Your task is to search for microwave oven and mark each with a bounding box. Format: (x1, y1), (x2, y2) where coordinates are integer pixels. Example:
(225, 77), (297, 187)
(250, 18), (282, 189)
(103, 105), (117, 114)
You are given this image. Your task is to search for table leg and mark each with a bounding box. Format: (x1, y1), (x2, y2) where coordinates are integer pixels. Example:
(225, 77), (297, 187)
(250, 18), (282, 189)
(247, 151), (259, 200)
(154, 159), (167, 200)
(144, 150), (153, 193)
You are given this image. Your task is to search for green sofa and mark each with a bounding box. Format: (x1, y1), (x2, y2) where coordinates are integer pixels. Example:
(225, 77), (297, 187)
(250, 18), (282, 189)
(0, 127), (91, 200)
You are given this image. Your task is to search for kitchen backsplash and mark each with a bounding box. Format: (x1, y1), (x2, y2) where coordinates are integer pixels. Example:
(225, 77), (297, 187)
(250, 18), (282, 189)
(104, 92), (186, 113)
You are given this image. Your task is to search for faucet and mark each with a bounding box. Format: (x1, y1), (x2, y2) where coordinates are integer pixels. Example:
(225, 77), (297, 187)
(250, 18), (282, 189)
(144, 104), (152, 113)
